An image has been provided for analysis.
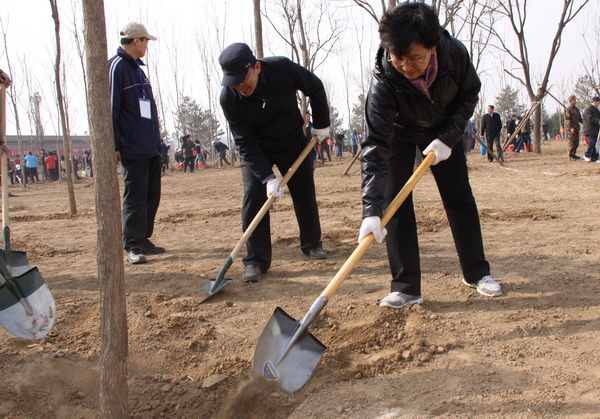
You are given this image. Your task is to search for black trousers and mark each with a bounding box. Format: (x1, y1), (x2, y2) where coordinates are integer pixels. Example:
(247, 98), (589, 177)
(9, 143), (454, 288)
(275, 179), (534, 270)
(241, 151), (321, 270)
(121, 155), (162, 251)
(486, 133), (503, 161)
(385, 140), (490, 296)
(183, 156), (195, 172)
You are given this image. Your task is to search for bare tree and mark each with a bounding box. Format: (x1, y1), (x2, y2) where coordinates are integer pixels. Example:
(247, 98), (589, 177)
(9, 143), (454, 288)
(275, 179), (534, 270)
(70, 0), (90, 117)
(82, 0), (129, 417)
(49, 0), (77, 214)
(482, 0), (591, 152)
(254, 0), (264, 58)
(1, 20), (27, 187)
(579, 7), (600, 95)
(351, 0), (399, 23)
(264, 0), (344, 113)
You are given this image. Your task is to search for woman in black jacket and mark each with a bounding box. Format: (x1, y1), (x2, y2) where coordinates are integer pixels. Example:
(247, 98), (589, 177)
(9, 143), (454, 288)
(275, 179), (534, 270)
(358, 3), (502, 309)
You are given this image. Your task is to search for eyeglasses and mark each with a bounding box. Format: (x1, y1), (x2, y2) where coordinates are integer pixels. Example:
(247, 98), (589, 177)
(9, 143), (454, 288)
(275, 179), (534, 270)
(235, 67), (254, 87)
(387, 51), (430, 67)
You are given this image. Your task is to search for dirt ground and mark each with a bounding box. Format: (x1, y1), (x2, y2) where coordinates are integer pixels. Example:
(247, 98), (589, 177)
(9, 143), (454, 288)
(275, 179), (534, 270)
(0, 139), (599, 418)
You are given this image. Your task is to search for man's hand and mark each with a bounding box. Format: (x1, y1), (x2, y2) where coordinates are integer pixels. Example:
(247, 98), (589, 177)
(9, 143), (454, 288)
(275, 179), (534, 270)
(266, 178), (286, 202)
(423, 139), (452, 165)
(115, 151), (121, 163)
(358, 216), (387, 244)
(312, 127), (330, 141)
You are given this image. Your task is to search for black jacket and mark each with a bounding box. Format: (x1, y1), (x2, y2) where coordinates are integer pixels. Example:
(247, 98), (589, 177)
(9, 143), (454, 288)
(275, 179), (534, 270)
(361, 30), (481, 217)
(506, 119), (517, 135)
(109, 47), (161, 160)
(582, 104), (600, 136)
(213, 141), (229, 153)
(481, 112), (502, 138)
(220, 56), (330, 183)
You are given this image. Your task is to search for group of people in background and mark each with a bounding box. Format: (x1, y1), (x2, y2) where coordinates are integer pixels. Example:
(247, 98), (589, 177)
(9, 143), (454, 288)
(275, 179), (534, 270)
(566, 95), (600, 163)
(2, 149), (92, 185)
(471, 105), (534, 162)
(168, 136), (232, 173)
(462, 94), (600, 164)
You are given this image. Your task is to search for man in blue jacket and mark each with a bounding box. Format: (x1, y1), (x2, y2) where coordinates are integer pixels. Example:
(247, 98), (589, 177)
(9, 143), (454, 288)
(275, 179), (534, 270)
(109, 22), (164, 264)
(219, 43), (330, 283)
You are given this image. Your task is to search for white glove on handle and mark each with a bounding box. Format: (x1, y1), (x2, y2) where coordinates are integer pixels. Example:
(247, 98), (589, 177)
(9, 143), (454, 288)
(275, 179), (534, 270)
(312, 127), (330, 141)
(423, 139), (452, 165)
(266, 179), (286, 202)
(358, 216), (388, 244)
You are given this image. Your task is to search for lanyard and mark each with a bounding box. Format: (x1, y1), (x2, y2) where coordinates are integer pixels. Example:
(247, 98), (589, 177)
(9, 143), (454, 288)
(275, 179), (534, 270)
(137, 65), (146, 99)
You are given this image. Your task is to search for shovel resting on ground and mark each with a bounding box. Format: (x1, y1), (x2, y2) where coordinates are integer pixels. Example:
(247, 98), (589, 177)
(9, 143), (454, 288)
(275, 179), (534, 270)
(0, 85), (56, 340)
(200, 136), (319, 303)
(253, 152), (435, 392)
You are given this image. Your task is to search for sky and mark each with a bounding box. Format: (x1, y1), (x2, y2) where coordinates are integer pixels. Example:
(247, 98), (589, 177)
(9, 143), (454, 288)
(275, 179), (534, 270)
(0, 0), (597, 138)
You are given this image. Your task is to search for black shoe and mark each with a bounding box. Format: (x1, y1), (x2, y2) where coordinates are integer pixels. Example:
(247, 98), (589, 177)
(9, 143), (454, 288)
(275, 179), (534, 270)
(125, 248), (146, 264)
(572, 154), (581, 160)
(308, 247), (328, 260)
(142, 239), (165, 255)
(243, 265), (261, 283)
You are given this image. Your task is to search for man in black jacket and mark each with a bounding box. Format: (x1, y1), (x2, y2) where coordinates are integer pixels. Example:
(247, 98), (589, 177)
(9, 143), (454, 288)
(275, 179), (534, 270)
(109, 22), (165, 264)
(212, 139), (231, 168)
(358, 3), (502, 309)
(219, 43), (330, 283)
(582, 96), (600, 163)
(480, 105), (503, 162)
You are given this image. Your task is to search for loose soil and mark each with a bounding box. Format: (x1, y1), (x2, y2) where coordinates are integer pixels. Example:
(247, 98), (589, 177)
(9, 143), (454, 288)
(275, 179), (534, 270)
(1, 140), (599, 418)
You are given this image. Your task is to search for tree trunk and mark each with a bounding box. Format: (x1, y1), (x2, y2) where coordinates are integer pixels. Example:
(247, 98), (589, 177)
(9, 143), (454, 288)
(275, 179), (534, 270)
(49, 0), (77, 215)
(82, 0), (129, 417)
(533, 95), (543, 153)
(253, 0), (264, 58)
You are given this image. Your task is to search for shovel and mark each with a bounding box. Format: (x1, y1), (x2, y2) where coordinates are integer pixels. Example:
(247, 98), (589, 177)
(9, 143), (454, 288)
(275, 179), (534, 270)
(0, 85), (56, 340)
(200, 136), (319, 302)
(253, 152), (435, 392)
(1, 152), (30, 276)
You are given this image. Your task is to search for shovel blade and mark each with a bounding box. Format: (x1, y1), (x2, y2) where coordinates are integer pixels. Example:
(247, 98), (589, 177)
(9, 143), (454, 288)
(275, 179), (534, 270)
(199, 278), (232, 302)
(253, 307), (326, 392)
(0, 267), (56, 340)
(1, 250), (31, 277)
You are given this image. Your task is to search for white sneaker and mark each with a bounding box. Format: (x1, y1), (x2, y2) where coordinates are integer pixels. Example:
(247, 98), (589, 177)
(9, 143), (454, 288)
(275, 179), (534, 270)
(583, 156), (591, 162)
(462, 275), (502, 297)
(380, 292), (423, 309)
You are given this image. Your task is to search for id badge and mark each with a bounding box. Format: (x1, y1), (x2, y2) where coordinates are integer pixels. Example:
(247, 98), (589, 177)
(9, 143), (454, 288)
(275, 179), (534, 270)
(139, 98), (152, 119)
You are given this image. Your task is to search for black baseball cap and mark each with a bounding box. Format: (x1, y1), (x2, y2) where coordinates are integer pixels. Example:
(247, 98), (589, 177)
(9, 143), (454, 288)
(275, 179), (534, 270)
(219, 43), (257, 87)
(592, 96), (600, 102)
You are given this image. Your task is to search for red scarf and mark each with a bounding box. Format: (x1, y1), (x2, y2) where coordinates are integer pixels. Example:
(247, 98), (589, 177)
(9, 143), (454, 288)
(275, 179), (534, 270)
(409, 53), (438, 99)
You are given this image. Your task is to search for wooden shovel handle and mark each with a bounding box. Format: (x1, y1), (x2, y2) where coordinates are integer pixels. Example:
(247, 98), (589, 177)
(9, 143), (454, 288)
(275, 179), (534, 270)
(320, 152), (435, 299)
(1, 85), (8, 230)
(229, 136), (319, 260)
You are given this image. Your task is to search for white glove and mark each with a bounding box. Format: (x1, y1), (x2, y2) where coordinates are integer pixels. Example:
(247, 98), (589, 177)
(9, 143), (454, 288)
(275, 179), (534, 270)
(358, 216), (387, 244)
(266, 179), (286, 202)
(312, 127), (330, 141)
(423, 139), (452, 165)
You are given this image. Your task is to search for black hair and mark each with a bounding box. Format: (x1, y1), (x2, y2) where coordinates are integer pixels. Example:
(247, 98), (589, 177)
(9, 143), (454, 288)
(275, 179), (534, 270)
(181, 134), (191, 141)
(120, 37), (134, 45)
(488, 105), (495, 110)
(379, 2), (441, 58)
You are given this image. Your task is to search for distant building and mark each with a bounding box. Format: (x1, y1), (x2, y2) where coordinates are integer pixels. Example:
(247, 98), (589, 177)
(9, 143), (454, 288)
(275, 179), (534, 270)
(5, 135), (90, 157)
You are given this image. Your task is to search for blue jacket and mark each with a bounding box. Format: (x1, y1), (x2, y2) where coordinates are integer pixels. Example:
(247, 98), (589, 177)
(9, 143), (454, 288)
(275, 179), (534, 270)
(24, 154), (38, 168)
(109, 47), (161, 160)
